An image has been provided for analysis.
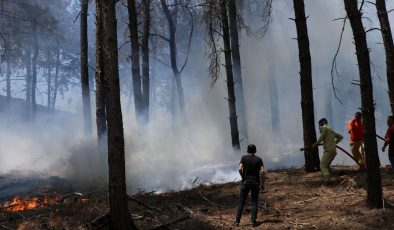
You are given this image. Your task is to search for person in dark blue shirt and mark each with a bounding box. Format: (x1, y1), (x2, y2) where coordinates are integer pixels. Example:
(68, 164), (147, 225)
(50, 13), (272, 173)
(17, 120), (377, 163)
(235, 144), (265, 227)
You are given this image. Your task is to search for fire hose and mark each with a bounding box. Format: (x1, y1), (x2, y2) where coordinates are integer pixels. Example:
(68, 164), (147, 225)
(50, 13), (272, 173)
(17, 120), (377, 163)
(300, 144), (366, 171)
(335, 145), (365, 170)
(288, 134), (387, 171)
(376, 134), (385, 142)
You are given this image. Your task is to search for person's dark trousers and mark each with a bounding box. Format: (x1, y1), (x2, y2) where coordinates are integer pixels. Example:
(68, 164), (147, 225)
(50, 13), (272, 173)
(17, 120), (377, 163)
(236, 183), (259, 223)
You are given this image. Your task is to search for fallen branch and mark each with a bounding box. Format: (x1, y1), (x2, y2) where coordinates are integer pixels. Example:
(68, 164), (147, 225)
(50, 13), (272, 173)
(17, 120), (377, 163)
(175, 203), (211, 225)
(127, 194), (161, 212)
(293, 197), (319, 204)
(149, 215), (190, 230)
(293, 192), (356, 205)
(131, 214), (161, 224)
(198, 191), (222, 207)
(80, 213), (110, 229)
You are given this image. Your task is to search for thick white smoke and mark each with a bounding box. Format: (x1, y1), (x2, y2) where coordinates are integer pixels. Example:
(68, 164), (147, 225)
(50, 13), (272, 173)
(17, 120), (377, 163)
(1, 0), (394, 195)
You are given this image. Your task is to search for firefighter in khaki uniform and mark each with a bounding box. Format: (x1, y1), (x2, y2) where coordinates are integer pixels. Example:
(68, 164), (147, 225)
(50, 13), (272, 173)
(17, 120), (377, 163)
(312, 118), (343, 178)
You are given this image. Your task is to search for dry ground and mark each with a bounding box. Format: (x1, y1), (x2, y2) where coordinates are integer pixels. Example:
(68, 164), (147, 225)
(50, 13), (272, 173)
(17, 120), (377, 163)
(1, 166), (394, 230)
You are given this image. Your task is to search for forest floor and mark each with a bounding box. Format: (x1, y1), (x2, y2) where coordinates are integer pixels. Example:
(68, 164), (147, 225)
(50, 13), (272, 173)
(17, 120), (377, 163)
(1, 166), (394, 230)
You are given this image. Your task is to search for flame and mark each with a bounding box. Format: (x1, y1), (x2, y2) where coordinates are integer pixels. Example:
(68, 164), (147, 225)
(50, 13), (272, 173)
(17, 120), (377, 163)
(1, 195), (61, 212)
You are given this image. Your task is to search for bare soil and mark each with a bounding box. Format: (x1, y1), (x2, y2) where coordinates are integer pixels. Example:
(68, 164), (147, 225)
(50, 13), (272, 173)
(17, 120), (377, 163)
(2, 166), (394, 230)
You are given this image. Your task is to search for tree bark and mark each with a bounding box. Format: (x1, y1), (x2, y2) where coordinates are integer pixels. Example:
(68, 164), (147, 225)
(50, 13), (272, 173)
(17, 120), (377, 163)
(127, 0), (145, 123)
(81, 0), (92, 137)
(95, 0), (107, 148)
(219, 0), (240, 151)
(32, 35), (39, 116)
(25, 48), (32, 106)
(47, 50), (52, 110)
(160, 0), (185, 113)
(52, 44), (60, 111)
(141, 0), (151, 122)
(344, 0), (382, 208)
(228, 0), (248, 148)
(99, 0), (138, 228)
(376, 0), (394, 114)
(6, 58), (11, 110)
(150, 36), (157, 117)
(293, 0), (320, 172)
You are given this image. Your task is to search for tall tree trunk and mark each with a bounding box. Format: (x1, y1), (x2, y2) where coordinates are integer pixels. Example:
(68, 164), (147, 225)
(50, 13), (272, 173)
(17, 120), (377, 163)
(269, 73), (280, 132)
(150, 36), (157, 118)
(52, 45), (60, 111)
(99, 0), (137, 229)
(141, 0), (151, 122)
(25, 48), (32, 112)
(127, 0), (144, 124)
(376, 0), (394, 114)
(81, 0), (92, 137)
(6, 58), (11, 110)
(95, 0), (107, 148)
(228, 0), (248, 149)
(220, 0), (240, 151)
(293, 0), (320, 172)
(170, 76), (177, 115)
(344, 0), (382, 208)
(32, 37), (39, 116)
(47, 50), (52, 110)
(160, 0), (185, 113)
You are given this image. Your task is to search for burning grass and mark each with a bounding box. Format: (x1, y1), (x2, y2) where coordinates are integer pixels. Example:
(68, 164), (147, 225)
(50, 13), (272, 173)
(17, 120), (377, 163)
(1, 195), (62, 213)
(1, 166), (394, 229)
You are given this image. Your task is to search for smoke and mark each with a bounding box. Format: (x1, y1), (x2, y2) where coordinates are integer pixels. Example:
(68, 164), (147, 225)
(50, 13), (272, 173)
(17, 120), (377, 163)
(1, 0), (394, 196)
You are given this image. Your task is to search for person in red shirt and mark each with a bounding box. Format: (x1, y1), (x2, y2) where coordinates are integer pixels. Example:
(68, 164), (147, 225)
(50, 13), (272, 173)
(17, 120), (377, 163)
(382, 116), (394, 171)
(347, 112), (365, 168)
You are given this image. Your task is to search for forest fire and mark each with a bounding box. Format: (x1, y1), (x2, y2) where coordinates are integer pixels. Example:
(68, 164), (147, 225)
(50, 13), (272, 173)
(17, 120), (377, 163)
(1, 195), (60, 213)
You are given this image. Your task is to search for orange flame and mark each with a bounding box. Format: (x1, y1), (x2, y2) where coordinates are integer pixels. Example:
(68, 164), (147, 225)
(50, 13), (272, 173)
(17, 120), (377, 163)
(1, 195), (60, 212)
(2, 196), (38, 212)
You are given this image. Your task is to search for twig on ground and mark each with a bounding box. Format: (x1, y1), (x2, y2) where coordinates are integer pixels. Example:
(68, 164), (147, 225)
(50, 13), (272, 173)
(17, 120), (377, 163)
(293, 197), (319, 204)
(127, 195), (161, 212)
(149, 215), (190, 230)
(198, 191), (222, 207)
(80, 213), (110, 229)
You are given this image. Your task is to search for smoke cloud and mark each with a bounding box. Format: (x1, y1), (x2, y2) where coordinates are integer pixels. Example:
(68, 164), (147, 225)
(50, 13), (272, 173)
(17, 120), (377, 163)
(1, 1), (394, 195)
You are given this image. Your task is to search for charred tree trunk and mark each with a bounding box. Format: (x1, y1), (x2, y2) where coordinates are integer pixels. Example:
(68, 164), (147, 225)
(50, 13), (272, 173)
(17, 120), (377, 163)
(293, 0), (320, 172)
(220, 0), (240, 151)
(52, 44), (60, 111)
(25, 48), (32, 113)
(141, 0), (151, 122)
(31, 37), (39, 116)
(6, 58), (11, 110)
(47, 50), (52, 110)
(376, 0), (394, 114)
(228, 0), (248, 148)
(150, 36), (157, 117)
(160, 0), (185, 114)
(95, 0), (107, 148)
(81, 0), (92, 137)
(344, 0), (382, 208)
(127, 0), (145, 124)
(98, 0), (137, 229)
